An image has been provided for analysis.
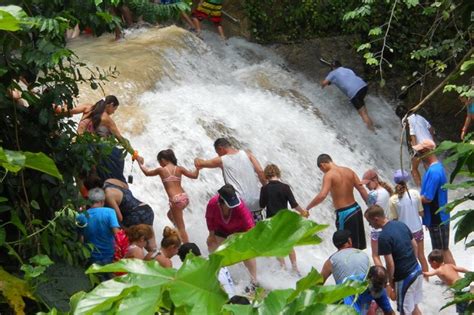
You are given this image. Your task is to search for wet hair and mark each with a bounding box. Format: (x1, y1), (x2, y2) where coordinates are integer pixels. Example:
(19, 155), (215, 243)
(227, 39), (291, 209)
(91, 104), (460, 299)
(90, 95), (119, 130)
(264, 164), (281, 179)
(126, 224), (154, 243)
(228, 295), (251, 305)
(83, 174), (103, 190)
(317, 154), (332, 167)
(367, 265), (388, 294)
(395, 105), (408, 120)
(161, 226), (182, 249)
(157, 149), (178, 165)
(331, 60), (342, 68)
(178, 243), (201, 261)
(364, 205), (386, 219)
(378, 180), (394, 196)
(214, 138), (231, 149)
(88, 187), (105, 202)
(428, 249), (444, 263)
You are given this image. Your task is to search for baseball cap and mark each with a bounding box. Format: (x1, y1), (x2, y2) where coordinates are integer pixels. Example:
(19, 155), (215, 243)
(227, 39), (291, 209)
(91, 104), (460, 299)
(393, 169), (410, 184)
(361, 169), (378, 185)
(412, 139), (436, 152)
(218, 184), (241, 208)
(178, 243), (201, 262)
(332, 230), (351, 248)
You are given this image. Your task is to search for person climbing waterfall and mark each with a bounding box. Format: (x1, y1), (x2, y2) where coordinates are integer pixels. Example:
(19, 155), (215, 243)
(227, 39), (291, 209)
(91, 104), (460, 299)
(306, 154), (368, 250)
(192, 0), (226, 40)
(321, 60), (375, 131)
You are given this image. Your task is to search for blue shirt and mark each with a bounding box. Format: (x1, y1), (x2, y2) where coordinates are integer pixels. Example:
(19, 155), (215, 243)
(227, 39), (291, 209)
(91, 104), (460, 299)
(325, 67), (367, 99)
(420, 162), (449, 227)
(77, 207), (120, 263)
(343, 273), (393, 314)
(378, 221), (418, 281)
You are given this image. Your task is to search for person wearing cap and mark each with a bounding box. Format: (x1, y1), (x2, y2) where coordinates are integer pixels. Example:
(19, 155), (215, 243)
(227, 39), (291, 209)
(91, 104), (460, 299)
(307, 154), (368, 250)
(414, 139), (455, 265)
(178, 243), (236, 298)
(389, 169), (429, 275)
(76, 188), (120, 268)
(321, 60), (374, 131)
(395, 105), (435, 187)
(365, 205), (423, 315)
(195, 138), (266, 222)
(360, 169), (393, 266)
(205, 184), (257, 284)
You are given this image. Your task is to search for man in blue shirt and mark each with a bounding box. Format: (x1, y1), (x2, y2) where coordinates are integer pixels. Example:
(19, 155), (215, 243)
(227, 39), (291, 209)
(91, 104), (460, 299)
(321, 60), (375, 131)
(365, 205), (422, 315)
(76, 188), (120, 266)
(414, 139), (455, 265)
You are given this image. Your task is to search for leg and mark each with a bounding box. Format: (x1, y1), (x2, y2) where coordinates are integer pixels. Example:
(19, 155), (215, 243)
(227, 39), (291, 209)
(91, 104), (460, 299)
(170, 205), (189, 243)
(243, 258), (257, 283)
(357, 106), (375, 131)
(277, 257), (286, 269)
(181, 12), (196, 30)
(217, 25), (225, 40)
(411, 156), (422, 187)
(412, 305), (422, 315)
(192, 18), (202, 35)
(416, 240), (429, 273)
(289, 248), (299, 273)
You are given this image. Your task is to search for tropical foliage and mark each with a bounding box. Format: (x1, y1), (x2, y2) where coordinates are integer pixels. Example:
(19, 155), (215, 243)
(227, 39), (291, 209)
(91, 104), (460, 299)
(47, 211), (365, 315)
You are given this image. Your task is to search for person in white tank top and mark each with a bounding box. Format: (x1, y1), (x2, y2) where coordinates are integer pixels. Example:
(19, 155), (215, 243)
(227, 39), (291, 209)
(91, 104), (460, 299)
(361, 169), (393, 267)
(194, 138), (266, 214)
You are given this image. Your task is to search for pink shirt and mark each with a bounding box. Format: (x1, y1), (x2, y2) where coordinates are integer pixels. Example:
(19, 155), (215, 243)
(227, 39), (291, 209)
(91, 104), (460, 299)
(205, 195), (255, 237)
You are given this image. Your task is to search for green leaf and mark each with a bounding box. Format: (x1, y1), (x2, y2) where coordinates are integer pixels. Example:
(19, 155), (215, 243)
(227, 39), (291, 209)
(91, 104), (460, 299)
(298, 303), (357, 314)
(258, 289), (294, 315)
(453, 210), (474, 243)
(212, 211), (327, 267)
(0, 227), (5, 246)
(10, 211), (27, 235)
(0, 196), (7, 203)
(23, 151), (63, 180)
(368, 27), (382, 36)
(0, 5), (26, 31)
(30, 254), (54, 267)
(221, 303), (254, 315)
(0, 148), (25, 173)
(288, 268), (324, 301)
(30, 200), (40, 210)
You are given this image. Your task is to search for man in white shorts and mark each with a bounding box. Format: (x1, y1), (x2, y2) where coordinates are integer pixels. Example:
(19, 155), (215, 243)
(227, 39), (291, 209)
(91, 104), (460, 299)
(365, 205), (423, 315)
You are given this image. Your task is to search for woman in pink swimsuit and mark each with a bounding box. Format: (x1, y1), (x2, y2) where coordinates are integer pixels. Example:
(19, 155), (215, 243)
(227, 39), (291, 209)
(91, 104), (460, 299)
(138, 149), (199, 243)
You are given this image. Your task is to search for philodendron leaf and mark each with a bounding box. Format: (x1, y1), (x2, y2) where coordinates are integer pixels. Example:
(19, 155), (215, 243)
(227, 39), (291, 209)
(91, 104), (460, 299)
(212, 210), (327, 266)
(257, 289), (294, 315)
(288, 268), (324, 301)
(23, 151), (63, 180)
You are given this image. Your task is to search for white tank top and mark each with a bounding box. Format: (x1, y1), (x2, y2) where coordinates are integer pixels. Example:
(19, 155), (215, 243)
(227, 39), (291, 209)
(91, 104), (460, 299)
(221, 150), (261, 211)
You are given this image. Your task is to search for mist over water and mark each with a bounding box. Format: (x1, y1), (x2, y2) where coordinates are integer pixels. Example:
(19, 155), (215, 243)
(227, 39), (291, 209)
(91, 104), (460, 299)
(69, 26), (471, 312)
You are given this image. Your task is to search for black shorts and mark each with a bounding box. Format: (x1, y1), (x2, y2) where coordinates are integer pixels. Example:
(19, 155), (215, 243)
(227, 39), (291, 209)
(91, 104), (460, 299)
(335, 203), (366, 250)
(429, 224), (450, 250)
(350, 86), (368, 110)
(215, 230), (229, 238)
(122, 204), (154, 227)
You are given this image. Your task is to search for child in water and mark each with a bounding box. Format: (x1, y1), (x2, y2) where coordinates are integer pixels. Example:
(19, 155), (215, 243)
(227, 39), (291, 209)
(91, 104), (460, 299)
(138, 149), (199, 243)
(424, 249), (471, 314)
(156, 226), (182, 268)
(259, 164), (308, 275)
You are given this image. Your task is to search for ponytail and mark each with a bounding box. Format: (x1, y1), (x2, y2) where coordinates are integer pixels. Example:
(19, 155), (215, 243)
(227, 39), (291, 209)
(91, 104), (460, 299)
(90, 95), (119, 130)
(379, 180), (393, 196)
(161, 226), (181, 248)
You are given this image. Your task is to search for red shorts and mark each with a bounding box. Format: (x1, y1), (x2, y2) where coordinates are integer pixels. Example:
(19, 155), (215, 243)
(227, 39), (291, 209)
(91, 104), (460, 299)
(192, 1), (222, 25)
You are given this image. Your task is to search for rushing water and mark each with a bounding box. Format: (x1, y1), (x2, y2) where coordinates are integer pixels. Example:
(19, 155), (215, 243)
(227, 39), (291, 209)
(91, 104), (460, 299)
(68, 26), (471, 313)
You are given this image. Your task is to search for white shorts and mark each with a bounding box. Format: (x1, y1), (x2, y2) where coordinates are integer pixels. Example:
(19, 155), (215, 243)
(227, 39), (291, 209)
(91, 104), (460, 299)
(396, 273), (423, 314)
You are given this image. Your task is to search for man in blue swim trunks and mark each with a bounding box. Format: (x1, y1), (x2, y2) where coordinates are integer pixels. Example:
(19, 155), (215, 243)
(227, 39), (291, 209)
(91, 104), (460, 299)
(307, 154), (368, 249)
(321, 60), (375, 131)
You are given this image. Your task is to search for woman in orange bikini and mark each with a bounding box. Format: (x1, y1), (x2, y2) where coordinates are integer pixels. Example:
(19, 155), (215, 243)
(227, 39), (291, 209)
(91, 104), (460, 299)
(138, 149), (199, 243)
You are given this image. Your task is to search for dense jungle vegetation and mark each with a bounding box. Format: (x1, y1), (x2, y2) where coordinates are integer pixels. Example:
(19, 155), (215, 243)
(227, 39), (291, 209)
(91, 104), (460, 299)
(0, 0), (473, 314)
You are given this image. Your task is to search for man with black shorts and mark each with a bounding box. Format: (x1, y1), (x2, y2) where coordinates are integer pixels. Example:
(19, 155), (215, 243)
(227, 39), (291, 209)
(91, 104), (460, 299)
(321, 60), (375, 131)
(415, 139), (455, 265)
(306, 154), (368, 250)
(365, 205), (423, 315)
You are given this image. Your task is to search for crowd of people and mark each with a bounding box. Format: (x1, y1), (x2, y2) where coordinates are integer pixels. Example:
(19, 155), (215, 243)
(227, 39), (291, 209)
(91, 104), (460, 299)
(69, 95), (471, 315)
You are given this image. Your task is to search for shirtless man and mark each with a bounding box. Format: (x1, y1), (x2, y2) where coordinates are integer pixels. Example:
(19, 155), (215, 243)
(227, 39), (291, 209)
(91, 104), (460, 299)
(194, 138), (266, 221)
(306, 154), (368, 249)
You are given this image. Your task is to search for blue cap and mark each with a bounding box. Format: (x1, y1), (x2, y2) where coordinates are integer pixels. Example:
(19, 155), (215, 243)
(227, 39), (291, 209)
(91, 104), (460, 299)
(218, 184), (241, 208)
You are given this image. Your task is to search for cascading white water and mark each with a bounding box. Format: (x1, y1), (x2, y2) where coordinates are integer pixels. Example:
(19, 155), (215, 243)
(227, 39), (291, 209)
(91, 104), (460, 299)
(68, 26), (470, 313)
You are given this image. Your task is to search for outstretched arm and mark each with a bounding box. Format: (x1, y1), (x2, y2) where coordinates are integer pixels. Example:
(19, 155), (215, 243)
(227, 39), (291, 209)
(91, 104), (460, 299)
(461, 115), (471, 140)
(353, 172), (368, 202)
(453, 265), (470, 274)
(138, 160), (161, 177)
(321, 79), (331, 88)
(306, 174), (331, 210)
(68, 103), (92, 115)
(422, 270), (438, 277)
(101, 114), (135, 154)
(194, 156), (222, 169)
(180, 166), (199, 179)
(246, 150), (266, 185)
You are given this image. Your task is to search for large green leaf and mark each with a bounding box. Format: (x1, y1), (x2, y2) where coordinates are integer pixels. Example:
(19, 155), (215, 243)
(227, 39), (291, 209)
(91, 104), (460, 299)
(23, 151), (63, 180)
(0, 5), (26, 31)
(288, 268), (324, 301)
(257, 289), (293, 315)
(168, 255), (228, 315)
(0, 147), (25, 172)
(297, 304), (358, 315)
(212, 211), (327, 266)
(454, 210), (474, 243)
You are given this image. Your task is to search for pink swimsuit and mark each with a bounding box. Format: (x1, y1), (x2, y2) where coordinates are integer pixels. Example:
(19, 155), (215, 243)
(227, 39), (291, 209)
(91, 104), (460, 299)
(162, 166), (189, 209)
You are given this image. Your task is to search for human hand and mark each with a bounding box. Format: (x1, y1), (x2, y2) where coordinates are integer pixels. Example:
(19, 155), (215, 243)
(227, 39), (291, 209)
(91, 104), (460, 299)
(194, 158), (203, 169)
(135, 155), (144, 165)
(300, 209), (309, 218)
(387, 284), (396, 301)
